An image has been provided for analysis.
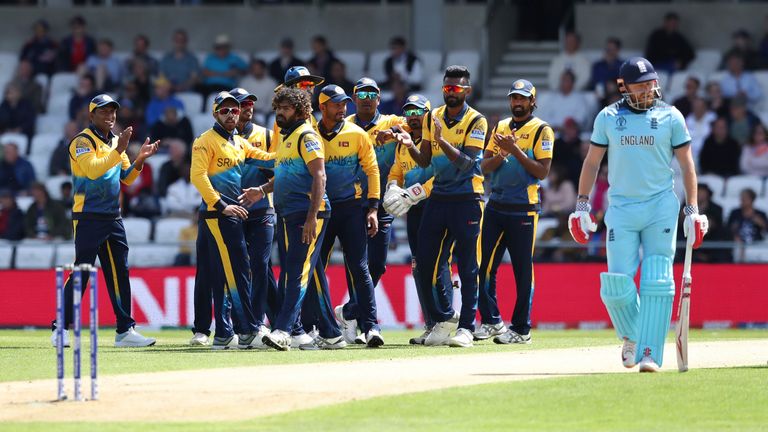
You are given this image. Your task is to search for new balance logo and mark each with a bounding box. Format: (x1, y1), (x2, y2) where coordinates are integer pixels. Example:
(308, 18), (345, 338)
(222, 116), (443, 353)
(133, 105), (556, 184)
(664, 228), (671, 233)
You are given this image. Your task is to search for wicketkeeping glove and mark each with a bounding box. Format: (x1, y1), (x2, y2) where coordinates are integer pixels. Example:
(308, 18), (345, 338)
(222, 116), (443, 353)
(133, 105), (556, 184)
(683, 205), (708, 249)
(383, 182), (427, 217)
(568, 201), (597, 244)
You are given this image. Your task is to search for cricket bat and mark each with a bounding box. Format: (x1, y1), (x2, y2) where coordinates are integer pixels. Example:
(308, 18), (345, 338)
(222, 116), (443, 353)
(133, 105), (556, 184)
(675, 239), (693, 372)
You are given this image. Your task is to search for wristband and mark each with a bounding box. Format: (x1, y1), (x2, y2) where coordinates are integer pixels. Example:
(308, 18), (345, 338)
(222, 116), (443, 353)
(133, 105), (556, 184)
(683, 205), (699, 216)
(577, 194), (590, 201)
(575, 201), (591, 212)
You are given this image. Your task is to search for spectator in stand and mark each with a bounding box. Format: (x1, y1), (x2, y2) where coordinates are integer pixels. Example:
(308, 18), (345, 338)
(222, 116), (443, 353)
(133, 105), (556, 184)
(685, 97), (716, 169)
(126, 34), (159, 77)
(0, 142), (35, 195)
(58, 16), (95, 73)
(720, 53), (763, 108)
(728, 96), (760, 146)
(673, 75), (700, 118)
(150, 105), (193, 145)
(721, 29), (762, 71)
(68, 73), (97, 120)
(538, 213), (585, 262)
(699, 117), (741, 177)
(160, 29), (200, 93)
(60, 181), (73, 210)
(384, 36), (423, 91)
(19, 19), (58, 77)
(729, 188), (768, 261)
(537, 69), (589, 130)
(126, 57), (153, 110)
(117, 80), (148, 140)
(307, 35), (338, 81)
(644, 12), (695, 74)
(157, 138), (187, 197)
(590, 37), (623, 92)
(121, 142), (158, 218)
(24, 182), (70, 240)
(238, 58), (277, 117)
(145, 75), (184, 127)
(705, 80), (730, 119)
(49, 121), (79, 177)
(0, 83), (36, 141)
(600, 80), (622, 107)
(165, 162), (200, 218)
(760, 15), (768, 68)
(548, 31), (591, 91)
(542, 163), (576, 217)
(553, 117), (582, 185)
(86, 38), (124, 92)
(0, 189), (24, 241)
(326, 60), (354, 96)
(174, 212), (198, 266)
(268, 37), (304, 84)
(678, 183), (729, 263)
(200, 34), (247, 97)
(740, 123), (768, 177)
(378, 78), (408, 116)
(10, 60), (44, 114)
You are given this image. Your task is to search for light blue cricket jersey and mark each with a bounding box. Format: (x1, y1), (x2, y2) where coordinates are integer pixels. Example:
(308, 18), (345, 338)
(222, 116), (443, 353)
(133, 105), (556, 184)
(590, 100), (690, 205)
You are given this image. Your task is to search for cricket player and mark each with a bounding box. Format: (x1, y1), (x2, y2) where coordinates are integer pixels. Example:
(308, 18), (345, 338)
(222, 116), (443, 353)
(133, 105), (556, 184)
(189, 91), (274, 350)
(399, 65), (488, 347)
(51, 94), (157, 348)
(475, 79), (553, 345)
(569, 57), (708, 372)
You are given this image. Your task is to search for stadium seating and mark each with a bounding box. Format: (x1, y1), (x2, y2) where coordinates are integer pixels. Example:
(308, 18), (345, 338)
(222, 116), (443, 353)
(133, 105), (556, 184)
(54, 243), (76, 267)
(128, 244), (178, 267)
(686, 49), (722, 76)
(122, 217), (153, 243)
(46, 175), (70, 200)
(698, 174), (726, 196)
(175, 91), (204, 115)
(724, 175), (764, 198)
(154, 217), (191, 244)
(0, 52), (18, 90)
(367, 50), (389, 83)
(336, 50), (366, 81)
(0, 241), (12, 269)
(0, 132), (29, 155)
(445, 50), (480, 79)
(14, 241), (55, 269)
(15, 196), (34, 213)
(35, 114), (68, 136)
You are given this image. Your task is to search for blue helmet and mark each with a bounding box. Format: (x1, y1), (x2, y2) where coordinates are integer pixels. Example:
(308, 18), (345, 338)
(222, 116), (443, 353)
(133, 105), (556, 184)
(618, 57), (661, 110)
(283, 66), (324, 87)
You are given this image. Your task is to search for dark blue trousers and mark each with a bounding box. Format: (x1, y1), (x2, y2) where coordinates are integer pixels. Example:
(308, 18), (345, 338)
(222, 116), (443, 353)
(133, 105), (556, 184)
(416, 199), (482, 331)
(477, 207), (537, 335)
(244, 213), (279, 328)
(367, 210), (393, 286)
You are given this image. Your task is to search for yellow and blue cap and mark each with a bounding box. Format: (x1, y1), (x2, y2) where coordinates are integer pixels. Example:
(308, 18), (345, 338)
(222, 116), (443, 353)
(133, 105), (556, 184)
(402, 94), (430, 111)
(353, 77), (380, 93)
(88, 94), (120, 112)
(507, 79), (536, 98)
(212, 91), (239, 113)
(319, 85), (352, 104)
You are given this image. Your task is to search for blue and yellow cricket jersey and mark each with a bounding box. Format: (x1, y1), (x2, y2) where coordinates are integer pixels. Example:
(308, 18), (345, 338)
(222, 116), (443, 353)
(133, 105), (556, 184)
(347, 111), (405, 201)
(69, 126), (142, 218)
(487, 116), (554, 215)
(388, 136), (435, 195)
(317, 120), (380, 207)
(273, 120), (331, 218)
(423, 104), (487, 199)
(191, 122), (274, 213)
(240, 122), (275, 215)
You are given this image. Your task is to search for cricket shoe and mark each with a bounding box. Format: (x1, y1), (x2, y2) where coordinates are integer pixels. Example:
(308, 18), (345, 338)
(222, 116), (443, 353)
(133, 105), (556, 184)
(334, 305), (358, 344)
(424, 311), (459, 346)
(211, 334), (239, 350)
(472, 322), (506, 341)
(409, 327), (431, 345)
(448, 328), (474, 348)
(493, 329), (532, 345)
(300, 335), (347, 350)
(290, 332), (314, 348)
(622, 338), (637, 368)
(354, 333), (366, 345)
(189, 332), (210, 346)
(638, 356), (660, 373)
(238, 327), (270, 350)
(115, 328), (156, 347)
(264, 329), (291, 351)
(50, 329), (71, 348)
(366, 329), (384, 348)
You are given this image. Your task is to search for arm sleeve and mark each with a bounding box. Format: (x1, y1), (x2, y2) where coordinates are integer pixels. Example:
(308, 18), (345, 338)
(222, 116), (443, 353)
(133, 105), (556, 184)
(300, 132), (324, 164)
(464, 116), (488, 150)
(488, 125), (499, 153)
(119, 152), (142, 185)
(189, 138), (222, 208)
(421, 112), (434, 143)
(590, 110), (609, 146)
(359, 133), (381, 203)
(69, 136), (123, 180)
(422, 176), (434, 197)
(533, 125), (555, 159)
(245, 142), (276, 169)
(670, 108), (692, 148)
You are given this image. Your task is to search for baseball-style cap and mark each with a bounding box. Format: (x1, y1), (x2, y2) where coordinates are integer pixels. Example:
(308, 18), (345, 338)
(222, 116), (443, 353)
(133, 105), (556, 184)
(229, 87), (257, 102)
(353, 77), (380, 93)
(619, 57), (658, 84)
(319, 85), (352, 104)
(283, 66), (324, 87)
(507, 79), (536, 98)
(214, 34), (231, 47)
(402, 94), (430, 110)
(88, 94), (120, 112)
(212, 91), (239, 113)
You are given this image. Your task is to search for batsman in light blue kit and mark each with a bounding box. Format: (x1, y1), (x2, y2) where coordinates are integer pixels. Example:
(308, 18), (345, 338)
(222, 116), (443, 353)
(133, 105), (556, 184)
(569, 57), (708, 372)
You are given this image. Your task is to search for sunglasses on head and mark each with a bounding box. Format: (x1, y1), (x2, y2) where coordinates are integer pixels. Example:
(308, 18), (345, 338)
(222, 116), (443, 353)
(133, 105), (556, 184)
(442, 84), (470, 94)
(239, 100), (254, 108)
(295, 81), (315, 90)
(356, 91), (379, 100)
(403, 108), (427, 117)
(216, 107), (241, 116)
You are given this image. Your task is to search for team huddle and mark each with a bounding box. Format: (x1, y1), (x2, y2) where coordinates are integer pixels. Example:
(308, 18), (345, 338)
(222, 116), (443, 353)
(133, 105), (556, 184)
(54, 56), (710, 372)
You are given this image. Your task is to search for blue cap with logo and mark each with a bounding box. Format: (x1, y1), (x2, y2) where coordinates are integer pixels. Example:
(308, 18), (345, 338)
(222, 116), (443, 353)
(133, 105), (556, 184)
(229, 87), (257, 102)
(88, 94), (120, 112)
(319, 85), (352, 104)
(353, 77), (380, 93)
(507, 79), (536, 98)
(283, 66), (325, 87)
(619, 57), (658, 84)
(401, 94), (430, 110)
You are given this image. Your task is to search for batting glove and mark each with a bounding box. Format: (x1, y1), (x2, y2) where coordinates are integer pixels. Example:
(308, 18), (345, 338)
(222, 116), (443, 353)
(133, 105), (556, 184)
(568, 201), (597, 244)
(683, 205), (708, 249)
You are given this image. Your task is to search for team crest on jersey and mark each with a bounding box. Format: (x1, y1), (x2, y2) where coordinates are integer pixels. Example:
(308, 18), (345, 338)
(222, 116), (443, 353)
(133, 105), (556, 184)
(615, 116), (627, 131)
(650, 118), (658, 129)
(469, 128), (485, 141)
(456, 129), (464, 135)
(541, 140), (553, 152)
(339, 141), (349, 147)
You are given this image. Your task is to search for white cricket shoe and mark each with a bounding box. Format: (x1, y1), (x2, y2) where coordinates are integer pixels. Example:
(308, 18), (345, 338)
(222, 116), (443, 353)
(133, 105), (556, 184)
(622, 338), (637, 368)
(448, 328), (474, 348)
(472, 322), (506, 341)
(211, 334), (239, 350)
(354, 333), (366, 345)
(493, 329), (532, 345)
(313, 335), (348, 350)
(238, 327), (270, 350)
(638, 356), (660, 373)
(189, 332), (210, 346)
(290, 332), (314, 348)
(409, 327), (431, 345)
(366, 329), (384, 348)
(424, 311), (459, 346)
(264, 329), (292, 351)
(334, 305), (358, 344)
(115, 328), (156, 347)
(51, 329), (71, 348)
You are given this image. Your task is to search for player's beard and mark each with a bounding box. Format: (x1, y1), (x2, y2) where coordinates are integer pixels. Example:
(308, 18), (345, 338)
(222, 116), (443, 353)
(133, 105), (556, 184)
(511, 105), (530, 118)
(407, 119), (421, 130)
(444, 94), (464, 108)
(275, 113), (295, 128)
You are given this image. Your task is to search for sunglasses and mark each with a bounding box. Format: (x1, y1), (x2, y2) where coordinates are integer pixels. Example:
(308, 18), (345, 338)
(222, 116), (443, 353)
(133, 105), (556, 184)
(295, 81), (316, 90)
(403, 108), (427, 117)
(356, 91), (379, 100)
(442, 85), (470, 94)
(216, 107), (241, 116)
(240, 100), (254, 108)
